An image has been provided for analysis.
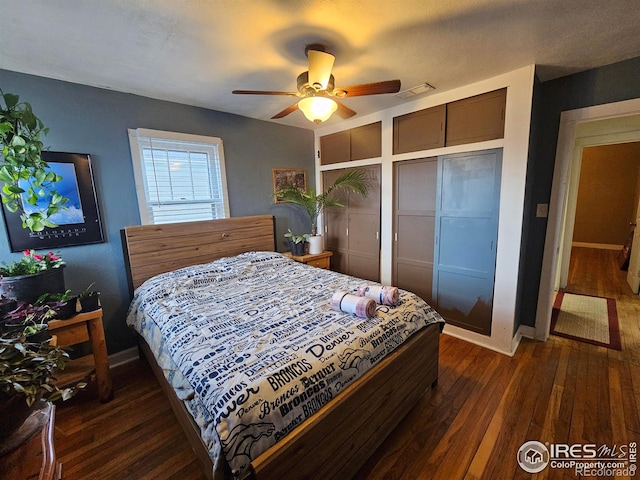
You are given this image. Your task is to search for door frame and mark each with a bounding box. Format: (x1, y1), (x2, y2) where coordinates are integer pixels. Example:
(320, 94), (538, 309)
(628, 193), (640, 293)
(535, 98), (640, 341)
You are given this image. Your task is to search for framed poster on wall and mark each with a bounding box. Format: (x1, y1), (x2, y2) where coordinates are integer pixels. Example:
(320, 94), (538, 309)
(272, 168), (307, 203)
(1, 152), (104, 251)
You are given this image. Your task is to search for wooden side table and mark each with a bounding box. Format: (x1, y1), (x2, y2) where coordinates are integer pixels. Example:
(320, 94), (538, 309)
(284, 251), (333, 270)
(48, 309), (114, 403)
(0, 402), (62, 480)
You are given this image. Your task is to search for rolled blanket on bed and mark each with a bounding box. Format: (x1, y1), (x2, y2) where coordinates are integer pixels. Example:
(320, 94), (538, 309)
(331, 290), (377, 318)
(356, 284), (400, 306)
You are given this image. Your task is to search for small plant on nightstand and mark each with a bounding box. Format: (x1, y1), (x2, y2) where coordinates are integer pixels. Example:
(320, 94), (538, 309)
(78, 282), (100, 312)
(37, 289), (78, 320)
(284, 229), (309, 256)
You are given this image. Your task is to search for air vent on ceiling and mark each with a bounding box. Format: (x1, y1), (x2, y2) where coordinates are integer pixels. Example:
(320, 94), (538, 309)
(395, 82), (435, 99)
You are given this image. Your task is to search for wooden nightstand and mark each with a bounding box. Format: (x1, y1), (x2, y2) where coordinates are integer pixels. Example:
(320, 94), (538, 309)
(284, 251), (333, 270)
(47, 309), (113, 403)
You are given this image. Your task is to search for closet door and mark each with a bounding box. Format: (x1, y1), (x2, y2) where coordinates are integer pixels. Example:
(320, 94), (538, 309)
(393, 158), (437, 305)
(323, 169), (349, 272)
(347, 165), (381, 281)
(433, 149), (502, 335)
(323, 165), (381, 281)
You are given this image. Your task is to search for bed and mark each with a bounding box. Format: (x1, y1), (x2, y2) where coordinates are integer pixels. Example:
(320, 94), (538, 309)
(121, 215), (444, 480)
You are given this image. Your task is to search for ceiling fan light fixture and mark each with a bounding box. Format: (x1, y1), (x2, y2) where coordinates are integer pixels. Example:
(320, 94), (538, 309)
(308, 49), (335, 91)
(298, 96), (337, 123)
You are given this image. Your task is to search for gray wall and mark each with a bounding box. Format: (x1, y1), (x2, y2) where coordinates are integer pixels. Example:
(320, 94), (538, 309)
(0, 69), (314, 354)
(517, 56), (640, 329)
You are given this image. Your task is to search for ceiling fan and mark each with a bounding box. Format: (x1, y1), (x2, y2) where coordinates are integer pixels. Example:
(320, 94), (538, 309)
(232, 45), (401, 123)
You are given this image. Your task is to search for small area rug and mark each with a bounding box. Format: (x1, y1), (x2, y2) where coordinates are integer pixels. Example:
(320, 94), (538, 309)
(551, 291), (621, 350)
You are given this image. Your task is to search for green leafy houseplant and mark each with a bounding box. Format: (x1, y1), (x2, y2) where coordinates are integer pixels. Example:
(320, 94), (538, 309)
(0, 91), (69, 232)
(283, 229), (310, 244)
(0, 334), (83, 407)
(79, 282), (100, 312)
(2, 302), (57, 336)
(0, 300), (85, 441)
(276, 169), (369, 236)
(37, 289), (73, 304)
(284, 229), (310, 256)
(36, 290), (78, 320)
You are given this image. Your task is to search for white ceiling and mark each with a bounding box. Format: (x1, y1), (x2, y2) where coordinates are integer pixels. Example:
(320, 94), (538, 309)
(2, 0), (640, 130)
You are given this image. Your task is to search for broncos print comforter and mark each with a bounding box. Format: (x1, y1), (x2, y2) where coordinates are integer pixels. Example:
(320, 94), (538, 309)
(126, 251), (444, 478)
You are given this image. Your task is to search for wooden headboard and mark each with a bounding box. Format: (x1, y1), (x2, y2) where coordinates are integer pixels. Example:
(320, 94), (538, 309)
(121, 215), (276, 294)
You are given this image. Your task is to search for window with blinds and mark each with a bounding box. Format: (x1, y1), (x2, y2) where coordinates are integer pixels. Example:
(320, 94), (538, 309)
(128, 129), (229, 225)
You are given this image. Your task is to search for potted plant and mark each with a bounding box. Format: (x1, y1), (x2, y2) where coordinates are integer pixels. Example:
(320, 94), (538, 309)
(0, 333), (85, 440)
(0, 249), (66, 304)
(276, 169), (369, 254)
(37, 289), (78, 320)
(284, 229), (310, 256)
(0, 91), (70, 232)
(0, 295), (17, 319)
(79, 282), (100, 312)
(1, 302), (57, 343)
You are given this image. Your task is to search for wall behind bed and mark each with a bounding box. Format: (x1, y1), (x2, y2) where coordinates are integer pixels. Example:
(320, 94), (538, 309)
(0, 68), (314, 354)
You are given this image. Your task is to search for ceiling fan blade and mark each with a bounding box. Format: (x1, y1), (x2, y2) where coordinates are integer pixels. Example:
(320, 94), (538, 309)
(308, 50), (335, 90)
(333, 79), (401, 97)
(271, 103), (299, 119)
(232, 90), (299, 96)
(334, 100), (356, 119)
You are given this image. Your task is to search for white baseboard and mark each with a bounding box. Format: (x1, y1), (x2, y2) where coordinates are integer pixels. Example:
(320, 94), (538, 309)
(108, 346), (139, 369)
(442, 323), (538, 357)
(518, 324), (536, 339)
(572, 242), (623, 250)
(442, 325), (515, 357)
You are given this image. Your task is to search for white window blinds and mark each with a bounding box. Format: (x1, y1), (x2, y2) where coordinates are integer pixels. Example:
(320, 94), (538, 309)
(128, 129), (230, 225)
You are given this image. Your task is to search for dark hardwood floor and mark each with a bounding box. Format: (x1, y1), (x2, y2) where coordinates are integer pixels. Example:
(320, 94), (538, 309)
(55, 247), (640, 479)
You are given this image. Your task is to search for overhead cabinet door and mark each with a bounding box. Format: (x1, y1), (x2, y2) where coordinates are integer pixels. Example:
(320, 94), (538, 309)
(433, 149), (502, 335)
(320, 122), (382, 165)
(350, 122), (382, 161)
(320, 130), (351, 165)
(445, 89), (506, 146)
(393, 105), (446, 154)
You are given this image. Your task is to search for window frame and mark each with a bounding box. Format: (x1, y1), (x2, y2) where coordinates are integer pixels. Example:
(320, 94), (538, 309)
(128, 128), (230, 225)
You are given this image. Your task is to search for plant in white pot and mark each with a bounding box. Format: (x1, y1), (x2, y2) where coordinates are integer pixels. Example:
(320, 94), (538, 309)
(276, 169), (369, 254)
